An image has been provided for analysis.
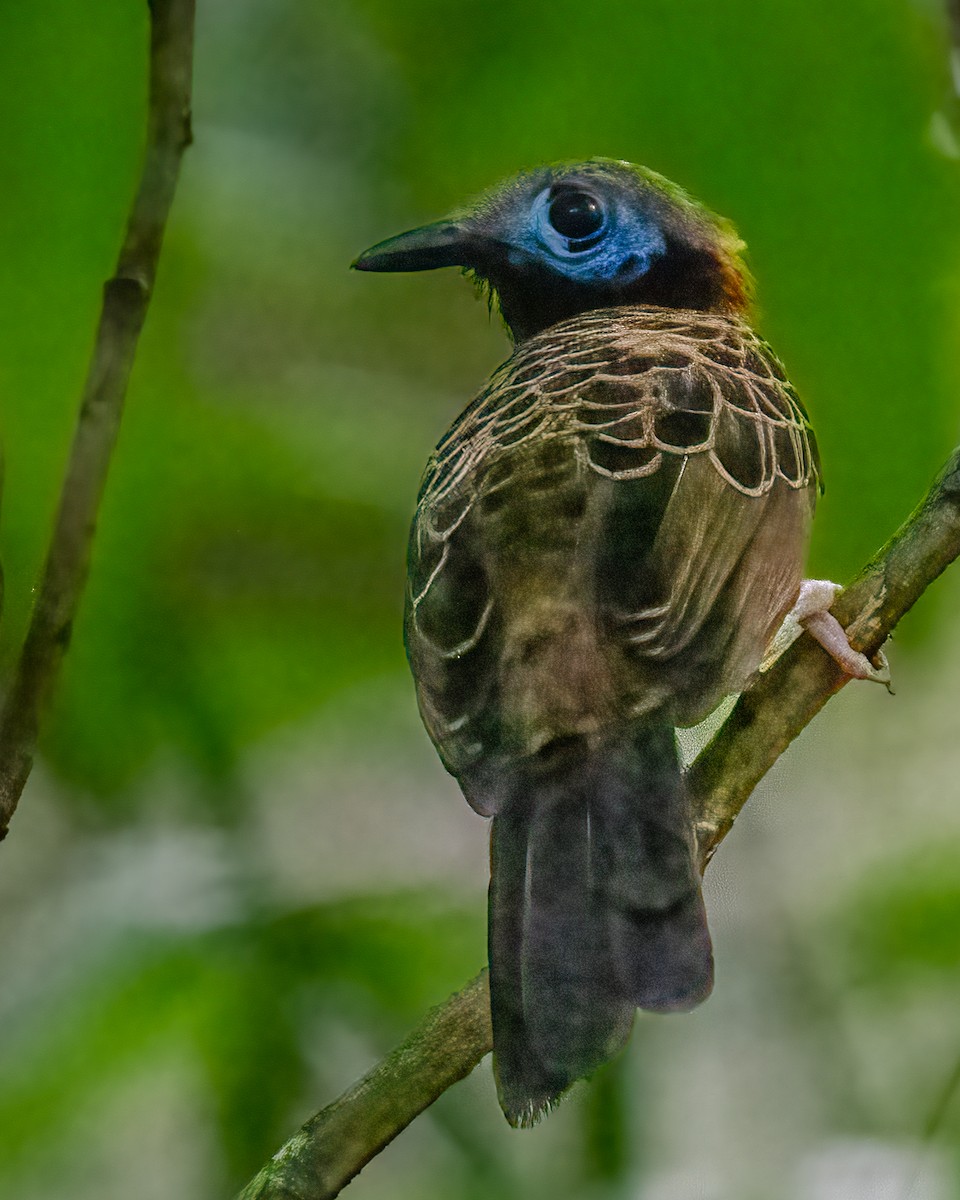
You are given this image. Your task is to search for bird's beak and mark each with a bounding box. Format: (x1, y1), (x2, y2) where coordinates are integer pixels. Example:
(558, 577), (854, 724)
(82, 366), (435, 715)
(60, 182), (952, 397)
(352, 220), (483, 273)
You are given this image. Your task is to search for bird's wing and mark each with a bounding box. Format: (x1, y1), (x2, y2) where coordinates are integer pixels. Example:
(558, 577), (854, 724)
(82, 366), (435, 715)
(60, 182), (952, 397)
(587, 345), (815, 645)
(406, 308), (819, 785)
(557, 310), (819, 717)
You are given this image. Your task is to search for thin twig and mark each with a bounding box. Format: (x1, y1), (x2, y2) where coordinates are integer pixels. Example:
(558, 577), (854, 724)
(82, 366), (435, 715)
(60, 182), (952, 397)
(235, 446), (960, 1199)
(0, 0), (195, 840)
(940, 0), (960, 150)
(948, 0), (960, 98)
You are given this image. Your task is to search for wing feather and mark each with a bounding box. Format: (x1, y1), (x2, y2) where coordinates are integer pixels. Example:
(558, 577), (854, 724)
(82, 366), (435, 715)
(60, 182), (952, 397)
(406, 305), (819, 772)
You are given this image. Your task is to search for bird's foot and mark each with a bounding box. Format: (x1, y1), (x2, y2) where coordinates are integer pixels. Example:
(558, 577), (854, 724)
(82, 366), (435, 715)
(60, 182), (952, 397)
(791, 579), (893, 691)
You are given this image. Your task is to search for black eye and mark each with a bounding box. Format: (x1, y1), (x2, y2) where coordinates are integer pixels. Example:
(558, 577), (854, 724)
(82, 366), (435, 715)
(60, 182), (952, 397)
(548, 190), (605, 242)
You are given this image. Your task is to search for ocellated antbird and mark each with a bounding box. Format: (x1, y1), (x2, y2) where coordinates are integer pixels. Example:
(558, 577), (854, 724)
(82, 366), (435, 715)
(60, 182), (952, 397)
(354, 159), (888, 1126)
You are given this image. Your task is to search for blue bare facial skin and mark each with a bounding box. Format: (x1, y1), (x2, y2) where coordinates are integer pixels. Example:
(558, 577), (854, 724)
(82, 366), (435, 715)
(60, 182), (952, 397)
(353, 158), (747, 341)
(500, 180), (667, 284)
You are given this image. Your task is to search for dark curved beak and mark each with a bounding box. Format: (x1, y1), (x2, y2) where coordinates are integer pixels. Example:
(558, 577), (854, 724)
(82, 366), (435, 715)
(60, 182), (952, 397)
(352, 220), (482, 273)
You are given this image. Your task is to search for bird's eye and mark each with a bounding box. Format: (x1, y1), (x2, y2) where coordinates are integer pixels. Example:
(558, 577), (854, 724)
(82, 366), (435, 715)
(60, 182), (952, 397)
(547, 190), (605, 243)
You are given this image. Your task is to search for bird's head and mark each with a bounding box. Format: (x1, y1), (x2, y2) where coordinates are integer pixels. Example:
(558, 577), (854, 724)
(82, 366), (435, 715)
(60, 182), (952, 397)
(353, 159), (750, 341)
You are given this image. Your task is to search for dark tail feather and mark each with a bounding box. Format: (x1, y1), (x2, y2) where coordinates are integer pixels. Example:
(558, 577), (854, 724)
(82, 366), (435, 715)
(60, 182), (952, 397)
(487, 722), (712, 1126)
(489, 766), (635, 1125)
(598, 723), (714, 1011)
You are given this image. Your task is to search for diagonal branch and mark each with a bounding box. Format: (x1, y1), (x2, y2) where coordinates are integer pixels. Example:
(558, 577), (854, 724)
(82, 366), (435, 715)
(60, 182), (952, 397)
(691, 445), (960, 864)
(237, 973), (492, 1200)
(235, 445), (960, 1200)
(0, 0), (196, 840)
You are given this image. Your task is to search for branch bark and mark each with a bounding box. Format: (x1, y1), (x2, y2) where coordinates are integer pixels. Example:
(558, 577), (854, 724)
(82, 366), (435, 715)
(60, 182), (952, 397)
(235, 445), (960, 1199)
(691, 446), (960, 864)
(0, 0), (195, 840)
(237, 973), (493, 1200)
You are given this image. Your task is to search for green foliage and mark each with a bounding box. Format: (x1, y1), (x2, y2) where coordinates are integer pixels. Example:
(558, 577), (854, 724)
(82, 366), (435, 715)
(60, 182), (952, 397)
(838, 846), (960, 983)
(1, 2), (959, 1198)
(0, 890), (482, 1193)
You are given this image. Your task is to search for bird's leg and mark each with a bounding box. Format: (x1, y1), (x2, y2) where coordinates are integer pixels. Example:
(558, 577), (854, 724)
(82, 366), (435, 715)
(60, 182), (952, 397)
(787, 579), (892, 689)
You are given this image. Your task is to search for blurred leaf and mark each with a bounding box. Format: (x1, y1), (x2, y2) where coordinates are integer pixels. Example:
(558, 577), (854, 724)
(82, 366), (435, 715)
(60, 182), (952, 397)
(0, 889), (482, 1187)
(2, 2), (960, 1198)
(834, 846), (960, 984)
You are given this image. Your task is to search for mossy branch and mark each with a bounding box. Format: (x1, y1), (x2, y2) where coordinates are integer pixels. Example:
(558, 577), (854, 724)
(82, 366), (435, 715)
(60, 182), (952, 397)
(692, 446), (960, 864)
(235, 444), (960, 1199)
(237, 973), (493, 1200)
(0, 0), (195, 840)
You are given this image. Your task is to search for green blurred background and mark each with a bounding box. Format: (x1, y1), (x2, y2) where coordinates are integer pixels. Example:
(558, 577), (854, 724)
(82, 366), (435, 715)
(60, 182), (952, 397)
(2, 1), (960, 1197)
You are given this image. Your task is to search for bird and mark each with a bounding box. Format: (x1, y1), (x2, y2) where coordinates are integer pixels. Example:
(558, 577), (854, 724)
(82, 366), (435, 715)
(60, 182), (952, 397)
(353, 159), (888, 1126)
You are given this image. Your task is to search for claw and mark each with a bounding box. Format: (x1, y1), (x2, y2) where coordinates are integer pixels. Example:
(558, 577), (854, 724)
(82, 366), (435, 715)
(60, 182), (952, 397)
(792, 580), (894, 693)
(868, 648), (894, 693)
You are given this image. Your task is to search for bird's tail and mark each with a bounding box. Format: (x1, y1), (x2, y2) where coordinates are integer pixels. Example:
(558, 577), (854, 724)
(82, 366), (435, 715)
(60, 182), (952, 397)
(487, 721), (712, 1126)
